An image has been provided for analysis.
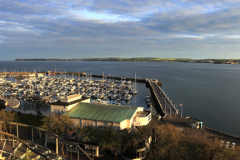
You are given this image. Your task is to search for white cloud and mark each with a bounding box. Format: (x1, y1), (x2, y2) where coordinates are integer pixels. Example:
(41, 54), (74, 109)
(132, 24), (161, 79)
(1, 0), (240, 59)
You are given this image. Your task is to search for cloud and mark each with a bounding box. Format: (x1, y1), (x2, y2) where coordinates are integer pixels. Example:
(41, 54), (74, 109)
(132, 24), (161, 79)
(1, 0), (240, 60)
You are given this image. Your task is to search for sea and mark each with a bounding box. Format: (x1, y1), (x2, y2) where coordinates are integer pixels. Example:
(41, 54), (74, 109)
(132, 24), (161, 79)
(0, 61), (240, 137)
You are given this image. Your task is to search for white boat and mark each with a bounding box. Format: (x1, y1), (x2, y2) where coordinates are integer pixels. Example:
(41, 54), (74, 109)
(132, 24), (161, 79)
(130, 89), (138, 95)
(129, 73), (138, 95)
(126, 80), (132, 84)
(124, 94), (132, 101)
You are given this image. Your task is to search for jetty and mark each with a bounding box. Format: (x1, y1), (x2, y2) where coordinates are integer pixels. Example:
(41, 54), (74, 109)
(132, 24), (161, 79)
(147, 79), (178, 117)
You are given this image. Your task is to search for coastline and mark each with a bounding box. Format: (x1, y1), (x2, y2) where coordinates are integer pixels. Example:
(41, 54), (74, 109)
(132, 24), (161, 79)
(14, 58), (240, 64)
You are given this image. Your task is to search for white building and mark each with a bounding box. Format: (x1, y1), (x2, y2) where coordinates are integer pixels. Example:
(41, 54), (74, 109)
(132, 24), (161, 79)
(50, 94), (90, 114)
(63, 102), (151, 130)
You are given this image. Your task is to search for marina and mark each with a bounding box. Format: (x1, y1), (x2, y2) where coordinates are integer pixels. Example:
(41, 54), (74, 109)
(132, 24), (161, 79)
(0, 72), (151, 112)
(1, 61), (240, 138)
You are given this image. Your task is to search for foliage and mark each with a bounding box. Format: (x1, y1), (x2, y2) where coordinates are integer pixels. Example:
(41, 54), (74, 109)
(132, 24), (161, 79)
(0, 102), (6, 110)
(99, 127), (122, 159)
(0, 110), (19, 138)
(148, 123), (240, 160)
(41, 114), (75, 158)
(78, 126), (102, 160)
(0, 110), (18, 122)
(41, 114), (74, 136)
(24, 98), (49, 116)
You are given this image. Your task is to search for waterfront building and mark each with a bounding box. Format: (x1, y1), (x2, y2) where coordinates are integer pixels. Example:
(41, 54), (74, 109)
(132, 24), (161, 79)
(185, 117), (203, 129)
(63, 102), (151, 130)
(50, 94), (90, 114)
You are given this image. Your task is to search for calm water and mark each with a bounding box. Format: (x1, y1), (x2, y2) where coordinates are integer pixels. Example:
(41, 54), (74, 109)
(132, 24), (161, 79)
(1, 61), (240, 137)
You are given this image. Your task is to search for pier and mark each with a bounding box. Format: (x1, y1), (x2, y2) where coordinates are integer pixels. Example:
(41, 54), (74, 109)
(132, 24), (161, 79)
(147, 79), (178, 117)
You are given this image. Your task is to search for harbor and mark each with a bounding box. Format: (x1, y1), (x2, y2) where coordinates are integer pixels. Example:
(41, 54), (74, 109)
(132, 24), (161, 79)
(0, 71), (150, 111)
(1, 69), (240, 159)
(0, 62), (239, 140)
(0, 71), (169, 119)
(1, 70), (179, 124)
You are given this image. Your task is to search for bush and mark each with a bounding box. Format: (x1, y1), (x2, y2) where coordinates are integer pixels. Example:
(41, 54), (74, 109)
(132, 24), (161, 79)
(0, 102), (6, 110)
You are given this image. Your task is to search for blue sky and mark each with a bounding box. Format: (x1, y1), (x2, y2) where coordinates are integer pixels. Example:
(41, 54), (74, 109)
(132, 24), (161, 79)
(1, 0), (240, 60)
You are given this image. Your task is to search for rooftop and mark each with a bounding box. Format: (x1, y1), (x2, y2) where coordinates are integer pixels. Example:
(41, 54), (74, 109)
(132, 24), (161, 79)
(185, 117), (201, 122)
(49, 98), (87, 106)
(59, 94), (82, 101)
(67, 94), (82, 99)
(63, 103), (142, 123)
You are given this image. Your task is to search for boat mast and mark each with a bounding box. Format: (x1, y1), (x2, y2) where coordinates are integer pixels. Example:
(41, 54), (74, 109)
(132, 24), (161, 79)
(135, 73), (137, 90)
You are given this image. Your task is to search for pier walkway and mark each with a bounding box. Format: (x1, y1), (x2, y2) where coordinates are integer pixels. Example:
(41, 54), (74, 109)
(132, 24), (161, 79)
(147, 79), (178, 117)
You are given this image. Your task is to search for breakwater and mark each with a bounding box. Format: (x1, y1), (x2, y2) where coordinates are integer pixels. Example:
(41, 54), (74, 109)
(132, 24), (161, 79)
(91, 74), (148, 83)
(2, 71), (153, 84)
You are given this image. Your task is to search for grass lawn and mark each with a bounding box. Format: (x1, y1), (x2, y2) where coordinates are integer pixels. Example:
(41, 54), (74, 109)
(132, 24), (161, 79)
(18, 113), (45, 127)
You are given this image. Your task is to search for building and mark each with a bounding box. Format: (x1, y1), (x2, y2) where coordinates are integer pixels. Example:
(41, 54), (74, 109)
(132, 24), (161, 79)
(50, 94), (90, 114)
(185, 117), (203, 129)
(63, 102), (151, 130)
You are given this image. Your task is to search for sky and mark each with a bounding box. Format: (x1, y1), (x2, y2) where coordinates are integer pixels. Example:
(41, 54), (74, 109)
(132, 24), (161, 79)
(1, 0), (240, 60)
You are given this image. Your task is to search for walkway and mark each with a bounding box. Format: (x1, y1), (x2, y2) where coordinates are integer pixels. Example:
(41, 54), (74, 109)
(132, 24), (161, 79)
(148, 80), (178, 117)
(0, 97), (20, 108)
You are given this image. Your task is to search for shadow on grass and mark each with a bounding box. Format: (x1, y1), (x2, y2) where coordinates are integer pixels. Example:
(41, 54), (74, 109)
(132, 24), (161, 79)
(18, 113), (44, 127)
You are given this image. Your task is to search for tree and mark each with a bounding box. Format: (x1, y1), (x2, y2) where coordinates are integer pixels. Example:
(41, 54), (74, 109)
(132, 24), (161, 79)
(41, 114), (75, 157)
(25, 98), (49, 116)
(149, 123), (185, 160)
(147, 122), (240, 160)
(0, 110), (19, 139)
(121, 129), (143, 159)
(78, 126), (102, 160)
(0, 102), (6, 110)
(0, 110), (18, 122)
(99, 127), (122, 159)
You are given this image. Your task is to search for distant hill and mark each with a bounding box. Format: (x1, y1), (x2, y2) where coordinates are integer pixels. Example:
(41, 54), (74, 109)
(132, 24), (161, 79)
(15, 58), (240, 64)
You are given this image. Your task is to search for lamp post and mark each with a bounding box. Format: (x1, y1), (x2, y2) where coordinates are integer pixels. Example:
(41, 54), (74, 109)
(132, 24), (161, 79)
(179, 104), (183, 117)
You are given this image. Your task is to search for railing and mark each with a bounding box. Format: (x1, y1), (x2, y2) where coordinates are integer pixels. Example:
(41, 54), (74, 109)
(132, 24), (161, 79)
(147, 80), (165, 116)
(147, 80), (178, 117)
(153, 81), (178, 114)
(0, 121), (93, 160)
(0, 130), (50, 159)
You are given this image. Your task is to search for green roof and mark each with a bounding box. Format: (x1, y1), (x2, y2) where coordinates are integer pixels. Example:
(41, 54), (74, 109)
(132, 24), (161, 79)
(63, 102), (141, 123)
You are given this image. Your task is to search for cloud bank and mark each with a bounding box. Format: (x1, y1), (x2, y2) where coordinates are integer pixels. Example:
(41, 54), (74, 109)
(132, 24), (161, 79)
(1, 0), (240, 60)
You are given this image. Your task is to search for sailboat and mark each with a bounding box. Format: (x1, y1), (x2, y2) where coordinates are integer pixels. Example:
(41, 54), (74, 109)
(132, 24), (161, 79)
(130, 73), (138, 95)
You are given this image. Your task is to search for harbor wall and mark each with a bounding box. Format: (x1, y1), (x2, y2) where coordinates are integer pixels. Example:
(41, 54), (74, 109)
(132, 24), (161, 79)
(2, 72), (151, 84)
(204, 126), (240, 140)
(90, 74), (147, 83)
